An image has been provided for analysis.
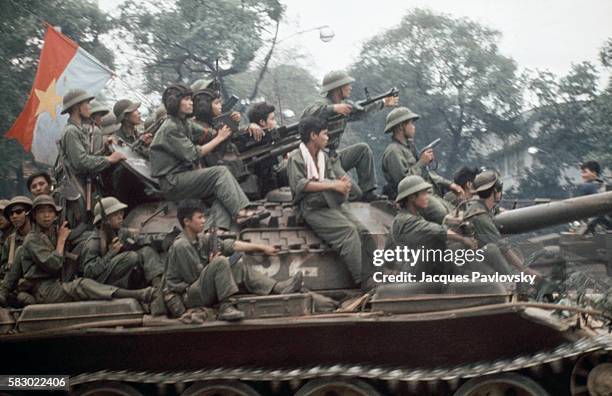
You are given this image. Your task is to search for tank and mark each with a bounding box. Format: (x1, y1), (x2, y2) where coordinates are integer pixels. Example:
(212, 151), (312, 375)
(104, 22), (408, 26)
(1, 146), (612, 396)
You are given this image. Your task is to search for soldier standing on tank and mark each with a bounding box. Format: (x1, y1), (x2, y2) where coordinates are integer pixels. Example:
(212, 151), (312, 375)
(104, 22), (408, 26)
(301, 70), (398, 202)
(150, 83), (269, 230)
(381, 107), (463, 224)
(80, 197), (164, 290)
(165, 200), (303, 321)
(391, 175), (476, 275)
(286, 116), (377, 289)
(0, 195), (154, 307)
(27, 172), (53, 197)
(0, 196), (33, 281)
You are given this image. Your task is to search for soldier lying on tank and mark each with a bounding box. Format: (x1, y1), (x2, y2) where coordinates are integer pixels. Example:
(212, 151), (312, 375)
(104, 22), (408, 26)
(150, 83), (269, 230)
(444, 166), (479, 208)
(381, 107), (463, 224)
(0, 196), (32, 281)
(391, 175), (476, 275)
(287, 116), (377, 290)
(302, 70), (398, 202)
(164, 200), (303, 321)
(27, 172), (53, 198)
(80, 197), (164, 291)
(0, 195), (154, 307)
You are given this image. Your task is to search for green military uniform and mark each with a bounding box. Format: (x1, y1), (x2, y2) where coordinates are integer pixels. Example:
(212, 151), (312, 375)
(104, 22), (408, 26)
(0, 231), (27, 280)
(301, 96), (381, 200)
(81, 228), (164, 289)
(150, 115), (250, 230)
(381, 138), (453, 224)
(286, 149), (375, 285)
(165, 231), (276, 309)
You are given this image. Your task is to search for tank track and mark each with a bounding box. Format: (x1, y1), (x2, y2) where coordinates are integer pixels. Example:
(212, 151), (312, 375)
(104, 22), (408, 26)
(70, 334), (612, 385)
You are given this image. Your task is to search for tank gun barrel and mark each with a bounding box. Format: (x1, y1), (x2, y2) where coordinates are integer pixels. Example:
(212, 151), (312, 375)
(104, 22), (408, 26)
(494, 191), (612, 234)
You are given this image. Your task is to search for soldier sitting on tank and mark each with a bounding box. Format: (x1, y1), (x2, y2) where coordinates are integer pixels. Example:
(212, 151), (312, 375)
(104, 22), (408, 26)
(0, 196), (33, 281)
(287, 116), (377, 290)
(444, 166), (479, 208)
(0, 195), (154, 307)
(80, 197), (164, 291)
(391, 175), (476, 275)
(0, 200), (13, 248)
(381, 107), (463, 224)
(576, 161), (605, 197)
(150, 83), (269, 230)
(302, 70), (398, 202)
(165, 200), (303, 321)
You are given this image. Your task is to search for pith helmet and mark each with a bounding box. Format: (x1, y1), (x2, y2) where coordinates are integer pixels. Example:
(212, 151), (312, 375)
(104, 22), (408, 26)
(113, 99), (141, 123)
(31, 195), (61, 213)
(94, 197), (128, 224)
(61, 89), (95, 114)
(472, 170), (501, 193)
(320, 70), (355, 96)
(0, 199), (9, 212)
(90, 100), (110, 117)
(384, 107), (420, 133)
(3, 196), (33, 218)
(100, 113), (119, 135)
(395, 175), (432, 203)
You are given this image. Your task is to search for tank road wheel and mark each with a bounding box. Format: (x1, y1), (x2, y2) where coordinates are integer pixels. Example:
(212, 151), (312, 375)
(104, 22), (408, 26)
(75, 381), (143, 396)
(181, 380), (261, 396)
(454, 373), (549, 396)
(571, 352), (612, 396)
(295, 378), (381, 396)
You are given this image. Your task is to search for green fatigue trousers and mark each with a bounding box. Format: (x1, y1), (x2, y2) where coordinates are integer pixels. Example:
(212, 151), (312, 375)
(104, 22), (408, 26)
(184, 255), (276, 309)
(418, 195), (453, 225)
(330, 143), (377, 201)
(33, 278), (118, 304)
(88, 247), (164, 289)
(160, 166), (250, 230)
(302, 204), (376, 285)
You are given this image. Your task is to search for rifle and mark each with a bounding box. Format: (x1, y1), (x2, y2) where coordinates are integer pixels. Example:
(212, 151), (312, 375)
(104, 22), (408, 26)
(59, 194), (79, 282)
(95, 195), (114, 256)
(206, 219), (221, 262)
(221, 95), (240, 113)
(85, 124), (95, 214)
(330, 86), (399, 123)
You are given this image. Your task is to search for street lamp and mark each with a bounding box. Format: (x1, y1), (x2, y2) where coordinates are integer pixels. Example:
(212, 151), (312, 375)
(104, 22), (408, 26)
(277, 25), (335, 44)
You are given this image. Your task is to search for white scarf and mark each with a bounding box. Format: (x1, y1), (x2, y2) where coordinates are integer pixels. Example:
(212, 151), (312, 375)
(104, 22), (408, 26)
(299, 142), (326, 181)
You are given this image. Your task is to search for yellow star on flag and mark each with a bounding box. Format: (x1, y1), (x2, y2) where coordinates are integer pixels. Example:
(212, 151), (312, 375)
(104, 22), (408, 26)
(34, 79), (62, 119)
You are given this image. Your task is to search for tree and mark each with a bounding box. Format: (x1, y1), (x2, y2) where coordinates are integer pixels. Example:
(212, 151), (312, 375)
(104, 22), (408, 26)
(117, 0), (284, 96)
(348, 8), (524, 178)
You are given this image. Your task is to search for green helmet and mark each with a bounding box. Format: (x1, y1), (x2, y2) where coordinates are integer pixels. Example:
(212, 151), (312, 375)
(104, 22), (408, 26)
(472, 170), (502, 193)
(0, 199), (9, 212)
(61, 89), (95, 115)
(384, 107), (420, 133)
(94, 197), (128, 225)
(3, 196), (33, 219)
(113, 99), (141, 123)
(90, 100), (110, 117)
(320, 70), (355, 96)
(395, 175), (432, 203)
(100, 113), (119, 135)
(31, 194), (61, 213)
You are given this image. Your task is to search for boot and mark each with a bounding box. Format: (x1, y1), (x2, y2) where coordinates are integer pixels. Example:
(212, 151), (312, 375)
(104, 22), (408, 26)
(114, 287), (155, 303)
(218, 302), (245, 321)
(361, 190), (387, 202)
(273, 272), (304, 294)
(236, 208), (271, 227)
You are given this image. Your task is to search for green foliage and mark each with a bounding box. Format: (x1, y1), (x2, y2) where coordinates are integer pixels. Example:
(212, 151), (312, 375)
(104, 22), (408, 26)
(349, 8), (524, 179)
(118, 0), (284, 94)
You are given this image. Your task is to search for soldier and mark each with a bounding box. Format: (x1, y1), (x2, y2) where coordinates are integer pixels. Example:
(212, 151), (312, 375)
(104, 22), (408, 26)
(81, 197), (164, 290)
(381, 107), (463, 224)
(0, 196), (32, 280)
(165, 200), (303, 321)
(88, 100), (113, 155)
(113, 99), (152, 155)
(444, 166), (479, 207)
(576, 160), (604, 197)
(26, 172), (53, 197)
(0, 200), (12, 247)
(391, 175), (476, 274)
(0, 195), (153, 306)
(150, 83), (269, 230)
(286, 116), (376, 289)
(100, 113), (119, 136)
(302, 70), (398, 202)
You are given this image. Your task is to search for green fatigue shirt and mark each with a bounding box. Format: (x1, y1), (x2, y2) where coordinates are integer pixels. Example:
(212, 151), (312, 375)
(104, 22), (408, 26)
(463, 199), (502, 248)
(444, 190), (461, 207)
(80, 228), (136, 279)
(19, 226), (65, 283)
(286, 149), (346, 214)
(301, 97), (384, 151)
(382, 138), (452, 197)
(58, 119), (111, 180)
(115, 125), (149, 158)
(150, 116), (198, 179)
(165, 231), (235, 295)
(0, 230), (27, 279)
(391, 209), (448, 250)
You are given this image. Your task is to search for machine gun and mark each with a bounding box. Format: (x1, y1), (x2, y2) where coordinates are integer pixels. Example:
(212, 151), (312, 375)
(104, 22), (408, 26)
(335, 86), (399, 123)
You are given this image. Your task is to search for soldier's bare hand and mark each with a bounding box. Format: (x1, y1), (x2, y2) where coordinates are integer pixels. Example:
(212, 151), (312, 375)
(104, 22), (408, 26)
(105, 136), (118, 147)
(419, 149), (434, 165)
(230, 111), (241, 122)
(58, 221), (71, 242)
(141, 133), (153, 146)
(110, 237), (123, 254)
(334, 177), (352, 196)
(208, 251), (221, 261)
(333, 103), (353, 116)
(383, 96), (399, 107)
(261, 245), (278, 256)
(217, 125), (232, 141)
(107, 151), (127, 164)
(450, 183), (465, 197)
(248, 123), (264, 142)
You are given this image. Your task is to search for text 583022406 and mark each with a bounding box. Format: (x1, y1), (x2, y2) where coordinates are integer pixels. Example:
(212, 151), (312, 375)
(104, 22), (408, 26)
(0, 375), (69, 390)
